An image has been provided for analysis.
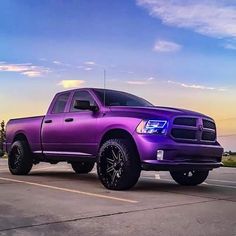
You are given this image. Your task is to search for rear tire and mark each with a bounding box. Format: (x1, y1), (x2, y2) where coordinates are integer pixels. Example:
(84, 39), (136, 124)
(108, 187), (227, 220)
(8, 141), (33, 175)
(170, 170), (209, 186)
(71, 162), (95, 174)
(97, 138), (141, 190)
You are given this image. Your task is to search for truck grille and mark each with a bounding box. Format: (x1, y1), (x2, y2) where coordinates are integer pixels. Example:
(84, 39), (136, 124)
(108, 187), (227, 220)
(202, 131), (216, 141)
(171, 129), (196, 140)
(203, 119), (216, 130)
(173, 117), (197, 126)
(171, 117), (216, 143)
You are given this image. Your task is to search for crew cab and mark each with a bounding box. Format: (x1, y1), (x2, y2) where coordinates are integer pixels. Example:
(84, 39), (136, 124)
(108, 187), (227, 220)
(5, 88), (223, 190)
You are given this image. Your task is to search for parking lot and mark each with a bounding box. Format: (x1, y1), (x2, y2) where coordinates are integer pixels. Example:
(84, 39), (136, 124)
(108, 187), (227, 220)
(0, 158), (235, 236)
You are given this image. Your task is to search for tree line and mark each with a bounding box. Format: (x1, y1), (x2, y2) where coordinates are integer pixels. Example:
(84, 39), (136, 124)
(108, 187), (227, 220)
(0, 120), (6, 157)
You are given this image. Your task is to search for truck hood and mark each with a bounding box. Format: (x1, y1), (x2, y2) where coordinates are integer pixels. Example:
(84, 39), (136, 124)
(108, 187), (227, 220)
(109, 106), (212, 120)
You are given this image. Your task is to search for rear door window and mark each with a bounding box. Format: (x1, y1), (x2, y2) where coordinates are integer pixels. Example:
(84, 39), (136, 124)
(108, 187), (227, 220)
(52, 93), (70, 113)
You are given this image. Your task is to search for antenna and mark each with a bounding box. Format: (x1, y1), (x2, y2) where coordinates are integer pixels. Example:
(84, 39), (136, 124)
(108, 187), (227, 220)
(103, 69), (106, 106)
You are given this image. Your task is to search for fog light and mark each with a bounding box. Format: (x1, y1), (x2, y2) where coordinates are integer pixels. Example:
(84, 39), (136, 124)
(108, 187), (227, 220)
(157, 150), (164, 160)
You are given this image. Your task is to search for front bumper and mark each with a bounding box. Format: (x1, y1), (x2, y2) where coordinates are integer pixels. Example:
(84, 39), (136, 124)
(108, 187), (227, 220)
(142, 161), (223, 171)
(133, 134), (224, 171)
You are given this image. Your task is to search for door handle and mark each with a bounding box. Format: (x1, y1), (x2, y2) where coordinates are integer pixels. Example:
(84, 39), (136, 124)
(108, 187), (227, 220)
(65, 118), (74, 122)
(44, 119), (52, 124)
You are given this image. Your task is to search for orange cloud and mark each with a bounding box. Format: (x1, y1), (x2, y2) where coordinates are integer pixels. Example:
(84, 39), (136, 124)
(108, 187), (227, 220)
(58, 80), (85, 88)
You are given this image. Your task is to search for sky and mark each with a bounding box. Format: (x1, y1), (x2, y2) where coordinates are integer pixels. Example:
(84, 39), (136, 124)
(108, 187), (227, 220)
(0, 0), (236, 151)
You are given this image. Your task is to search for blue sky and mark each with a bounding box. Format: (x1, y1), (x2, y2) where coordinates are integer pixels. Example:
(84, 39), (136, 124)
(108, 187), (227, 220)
(0, 0), (236, 150)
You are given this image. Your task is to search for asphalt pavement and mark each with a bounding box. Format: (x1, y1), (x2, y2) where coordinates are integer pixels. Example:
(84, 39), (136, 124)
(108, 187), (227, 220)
(0, 158), (235, 236)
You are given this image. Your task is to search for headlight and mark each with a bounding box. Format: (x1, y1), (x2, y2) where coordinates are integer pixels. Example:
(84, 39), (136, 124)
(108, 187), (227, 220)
(136, 120), (168, 134)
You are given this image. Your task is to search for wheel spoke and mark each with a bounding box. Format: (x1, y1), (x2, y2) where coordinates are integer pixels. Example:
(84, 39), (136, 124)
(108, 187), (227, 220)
(16, 148), (21, 156)
(112, 149), (118, 160)
(117, 169), (122, 178)
(117, 152), (122, 162)
(183, 171), (194, 178)
(107, 157), (114, 165)
(12, 147), (21, 168)
(188, 171), (193, 177)
(106, 166), (114, 173)
(14, 159), (19, 166)
(111, 170), (118, 185)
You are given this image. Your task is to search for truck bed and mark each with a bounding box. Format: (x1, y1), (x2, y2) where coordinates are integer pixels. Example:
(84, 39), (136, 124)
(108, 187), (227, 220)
(6, 116), (45, 153)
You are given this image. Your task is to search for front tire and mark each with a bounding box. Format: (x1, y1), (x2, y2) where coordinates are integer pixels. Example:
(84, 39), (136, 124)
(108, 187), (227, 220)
(170, 170), (209, 186)
(97, 139), (141, 190)
(8, 141), (33, 175)
(71, 162), (95, 174)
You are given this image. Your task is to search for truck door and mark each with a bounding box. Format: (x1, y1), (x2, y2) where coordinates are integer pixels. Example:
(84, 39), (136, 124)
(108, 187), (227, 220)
(61, 90), (99, 157)
(41, 92), (71, 154)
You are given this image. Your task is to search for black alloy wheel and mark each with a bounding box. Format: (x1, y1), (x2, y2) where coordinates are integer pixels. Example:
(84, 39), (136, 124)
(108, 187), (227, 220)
(71, 162), (95, 174)
(170, 170), (209, 186)
(8, 141), (33, 175)
(97, 139), (141, 190)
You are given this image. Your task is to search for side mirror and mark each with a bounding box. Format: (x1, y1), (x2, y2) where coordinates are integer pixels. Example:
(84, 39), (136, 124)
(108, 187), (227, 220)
(74, 100), (98, 111)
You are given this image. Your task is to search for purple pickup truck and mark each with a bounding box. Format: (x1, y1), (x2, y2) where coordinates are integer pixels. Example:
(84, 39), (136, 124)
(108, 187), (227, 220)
(5, 88), (223, 190)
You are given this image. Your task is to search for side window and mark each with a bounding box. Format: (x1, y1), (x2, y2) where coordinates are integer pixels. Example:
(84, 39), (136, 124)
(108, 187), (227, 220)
(52, 93), (70, 114)
(70, 91), (96, 112)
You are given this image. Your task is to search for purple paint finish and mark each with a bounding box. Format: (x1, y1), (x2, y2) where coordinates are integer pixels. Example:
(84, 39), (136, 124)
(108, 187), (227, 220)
(5, 88), (223, 171)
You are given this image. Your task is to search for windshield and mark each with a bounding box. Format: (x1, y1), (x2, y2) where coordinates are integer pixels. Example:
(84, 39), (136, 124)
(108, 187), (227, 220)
(93, 89), (153, 107)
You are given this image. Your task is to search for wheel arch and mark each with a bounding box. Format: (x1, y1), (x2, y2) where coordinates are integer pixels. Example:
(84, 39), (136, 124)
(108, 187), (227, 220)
(13, 133), (29, 143)
(99, 128), (140, 161)
(12, 133), (32, 153)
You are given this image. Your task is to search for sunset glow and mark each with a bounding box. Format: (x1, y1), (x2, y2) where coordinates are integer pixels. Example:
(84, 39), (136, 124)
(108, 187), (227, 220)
(0, 0), (235, 150)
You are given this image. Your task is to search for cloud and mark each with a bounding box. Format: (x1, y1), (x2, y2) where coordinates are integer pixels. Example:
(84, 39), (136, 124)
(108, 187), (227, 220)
(154, 40), (181, 52)
(137, 0), (236, 40)
(76, 61), (96, 71)
(53, 60), (62, 65)
(21, 71), (42, 77)
(84, 61), (96, 65)
(224, 41), (236, 50)
(126, 77), (156, 85)
(84, 67), (93, 71)
(126, 81), (149, 85)
(0, 62), (49, 77)
(167, 80), (226, 91)
(58, 80), (85, 89)
(52, 60), (71, 67)
(147, 77), (155, 81)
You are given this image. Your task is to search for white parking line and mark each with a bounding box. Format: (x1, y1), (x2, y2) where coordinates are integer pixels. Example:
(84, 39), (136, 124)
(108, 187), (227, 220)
(142, 177), (236, 189)
(0, 176), (138, 204)
(205, 183), (236, 189)
(32, 166), (63, 171)
(154, 174), (161, 180)
(1, 166), (66, 172)
(207, 179), (236, 184)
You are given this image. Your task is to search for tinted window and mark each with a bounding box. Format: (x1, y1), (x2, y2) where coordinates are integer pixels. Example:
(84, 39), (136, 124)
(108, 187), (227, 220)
(52, 93), (70, 113)
(70, 91), (96, 112)
(94, 89), (153, 107)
